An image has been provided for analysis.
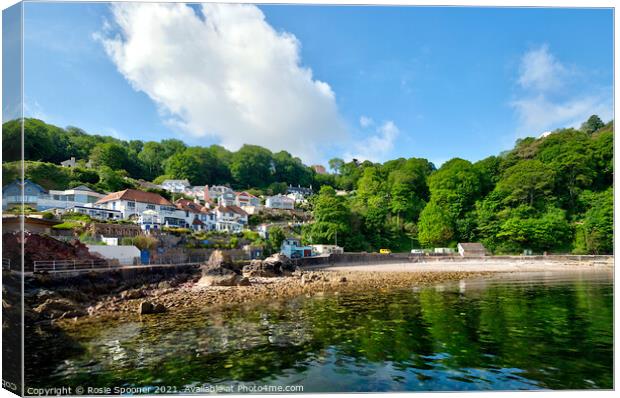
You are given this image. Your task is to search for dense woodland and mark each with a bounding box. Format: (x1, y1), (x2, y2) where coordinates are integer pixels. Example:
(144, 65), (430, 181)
(2, 115), (614, 254)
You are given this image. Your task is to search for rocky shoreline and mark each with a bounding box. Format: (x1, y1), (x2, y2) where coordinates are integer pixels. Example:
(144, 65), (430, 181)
(24, 250), (614, 329)
(44, 271), (494, 327)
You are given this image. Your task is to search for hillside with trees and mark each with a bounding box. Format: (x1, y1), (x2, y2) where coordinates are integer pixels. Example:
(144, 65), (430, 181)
(2, 115), (613, 254)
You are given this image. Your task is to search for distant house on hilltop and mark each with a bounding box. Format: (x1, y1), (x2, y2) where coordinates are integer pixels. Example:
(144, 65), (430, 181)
(457, 242), (487, 257)
(60, 157), (77, 168)
(287, 184), (313, 196)
(161, 179), (191, 193)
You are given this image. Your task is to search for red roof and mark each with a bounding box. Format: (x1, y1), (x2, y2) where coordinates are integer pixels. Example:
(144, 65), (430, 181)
(175, 198), (204, 213)
(217, 205), (248, 216)
(236, 191), (258, 199)
(96, 189), (172, 206)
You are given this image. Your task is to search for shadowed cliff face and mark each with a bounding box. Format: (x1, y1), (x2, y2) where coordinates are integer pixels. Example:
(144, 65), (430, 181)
(26, 273), (613, 392)
(3, 232), (101, 272)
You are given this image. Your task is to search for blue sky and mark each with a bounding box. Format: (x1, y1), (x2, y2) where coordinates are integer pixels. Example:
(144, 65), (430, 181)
(19, 2), (613, 167)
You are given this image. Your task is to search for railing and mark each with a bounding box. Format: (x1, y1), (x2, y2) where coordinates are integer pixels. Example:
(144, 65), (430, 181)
(33, 259), (111, 273)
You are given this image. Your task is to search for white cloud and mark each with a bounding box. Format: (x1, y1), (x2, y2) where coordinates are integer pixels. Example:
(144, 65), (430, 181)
(517, 44), (568, 92)
(512, 93), (612, 133)
(98, 3), (346, 163)
(345, 121), (399, 163)
(359, 115), (374, 128)
(512, 45), (612, 135)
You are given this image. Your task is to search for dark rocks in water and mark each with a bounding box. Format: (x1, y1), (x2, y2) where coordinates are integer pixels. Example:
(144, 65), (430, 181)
(242, 253), (295, 277)
(138, 300), (166, 315)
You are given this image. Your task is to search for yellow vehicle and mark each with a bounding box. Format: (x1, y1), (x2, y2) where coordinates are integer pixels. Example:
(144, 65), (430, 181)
(379, 248), (392, 254)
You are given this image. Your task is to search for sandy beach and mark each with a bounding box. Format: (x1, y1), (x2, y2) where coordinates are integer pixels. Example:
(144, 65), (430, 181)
(319, 258), (614, 273)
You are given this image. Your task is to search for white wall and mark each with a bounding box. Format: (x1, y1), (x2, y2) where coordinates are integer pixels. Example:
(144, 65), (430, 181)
(87, 245), (141, 265)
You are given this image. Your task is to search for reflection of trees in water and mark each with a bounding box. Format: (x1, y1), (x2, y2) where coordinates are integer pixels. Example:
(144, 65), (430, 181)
(32, 279), (613, 390)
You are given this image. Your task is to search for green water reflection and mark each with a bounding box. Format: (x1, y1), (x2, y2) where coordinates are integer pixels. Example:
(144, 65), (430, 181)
(29, 272), (613, 392)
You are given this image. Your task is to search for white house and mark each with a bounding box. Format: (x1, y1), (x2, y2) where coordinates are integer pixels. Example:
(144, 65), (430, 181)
(286, 192), (307, 205)
(60, 157), (77, 167)
(2, 180), (106, 211)
(183, 185), (208, 201)
(64, 205), (123, 221)
(94, 189), (186, 227)
(205, 185), (234, 202)
(215, 205), (248, 232)
(265, 194), (295, 210)
(235, 191), (260, 207)
(175, 198), (216, 231)
(161, 179), (191, 193)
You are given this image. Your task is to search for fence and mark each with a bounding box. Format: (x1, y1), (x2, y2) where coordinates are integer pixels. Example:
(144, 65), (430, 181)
(33, 259), (111, 272)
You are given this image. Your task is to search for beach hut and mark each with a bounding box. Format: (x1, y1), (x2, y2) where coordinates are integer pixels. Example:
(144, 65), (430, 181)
(457, 243), (486, 257)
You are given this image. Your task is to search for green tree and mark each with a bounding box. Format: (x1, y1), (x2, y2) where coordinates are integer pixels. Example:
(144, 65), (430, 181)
(328, 158), (345, 174)
(417, 201), (454, 247)
(90, 142), (130, 170)
(230, 145), (274, 188)
(574, 189), (613, 254)
(267, 226), (286, 254)
(495, 160), (555, 207)
(580, 114), (604, 134)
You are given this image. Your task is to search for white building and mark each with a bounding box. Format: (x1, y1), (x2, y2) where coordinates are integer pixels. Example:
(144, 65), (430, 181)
(215, 205), (248, 232)
(87, 245), (141, 265)
(2, 180), (106, 211)
(161, 179), (191, 193)
(235, 191), (261, 207)
(60, 157), (77, 167)
(205, 185), (234, 202)
(64, 205), (123, 221)
(94, 189), (187, 227)
(265, 194), (295, 210)
(311, 244), (344, 256)
(175, 199), (216, 231)
(286, 192), (307, 205)
(183, 185), (208, 201)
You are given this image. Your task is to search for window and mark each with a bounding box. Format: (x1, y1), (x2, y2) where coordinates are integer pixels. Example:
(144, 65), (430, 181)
(146, 204), (155, 210)
(127, 201), (135, 208)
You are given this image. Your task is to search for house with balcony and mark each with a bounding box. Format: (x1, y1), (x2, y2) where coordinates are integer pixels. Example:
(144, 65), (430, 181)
(235, 191), (260, 207)
(94, 189), (187, 228)
(214, 204), (248, 233)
